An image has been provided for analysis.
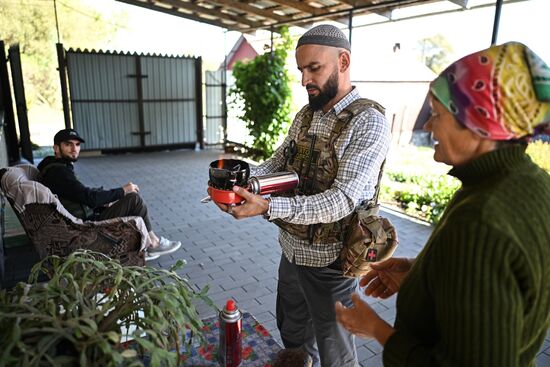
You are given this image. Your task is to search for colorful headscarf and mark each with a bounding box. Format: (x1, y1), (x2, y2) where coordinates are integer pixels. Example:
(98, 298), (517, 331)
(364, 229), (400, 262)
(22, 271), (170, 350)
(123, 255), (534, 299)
(430, 42), (550, 140)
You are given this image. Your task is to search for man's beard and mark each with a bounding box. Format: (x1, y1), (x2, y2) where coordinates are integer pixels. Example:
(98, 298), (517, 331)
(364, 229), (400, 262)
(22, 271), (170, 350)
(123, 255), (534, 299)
(60, 151), (78, 162)
(307, 69), (339, 111)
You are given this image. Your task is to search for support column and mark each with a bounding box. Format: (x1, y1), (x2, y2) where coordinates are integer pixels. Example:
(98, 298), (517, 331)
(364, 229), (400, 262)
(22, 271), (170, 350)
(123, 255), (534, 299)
(491, 0), (504, 45)
(0, 41), (20, 164)
(195, 56), (204, 149)
(56, 43), (71, 129)
(348, 10), (353, 47)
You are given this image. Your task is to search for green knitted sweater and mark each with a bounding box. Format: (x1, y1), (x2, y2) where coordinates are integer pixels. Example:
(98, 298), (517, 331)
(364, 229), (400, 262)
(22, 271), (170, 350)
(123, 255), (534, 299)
(384, 146), (550, 366)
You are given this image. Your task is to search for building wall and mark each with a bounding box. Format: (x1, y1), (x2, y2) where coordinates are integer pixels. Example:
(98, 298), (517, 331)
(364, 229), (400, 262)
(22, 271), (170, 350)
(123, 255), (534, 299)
(354, 81), (430, 145)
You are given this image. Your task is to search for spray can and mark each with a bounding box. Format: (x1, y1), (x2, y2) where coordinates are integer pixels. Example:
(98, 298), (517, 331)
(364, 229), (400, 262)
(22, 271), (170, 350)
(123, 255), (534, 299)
(219, 300), (242, 367)
(248, 171), (299, 195)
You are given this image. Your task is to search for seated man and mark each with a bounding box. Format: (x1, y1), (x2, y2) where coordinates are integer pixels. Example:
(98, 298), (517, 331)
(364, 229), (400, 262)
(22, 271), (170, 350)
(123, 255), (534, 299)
(37, 128), (181, 261)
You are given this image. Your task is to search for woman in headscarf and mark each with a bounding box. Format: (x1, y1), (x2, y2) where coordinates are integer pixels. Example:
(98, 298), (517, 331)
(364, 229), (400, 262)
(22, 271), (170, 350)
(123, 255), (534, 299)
(335, 42), (550, 366)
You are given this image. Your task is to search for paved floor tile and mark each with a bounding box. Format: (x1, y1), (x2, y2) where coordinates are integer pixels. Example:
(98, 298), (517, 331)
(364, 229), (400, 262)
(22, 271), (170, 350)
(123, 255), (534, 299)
(71, 148), (549, 365)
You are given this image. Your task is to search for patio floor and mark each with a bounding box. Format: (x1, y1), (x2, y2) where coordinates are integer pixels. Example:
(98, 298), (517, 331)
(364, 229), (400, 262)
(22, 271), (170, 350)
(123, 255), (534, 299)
(18, 148), (550, 366)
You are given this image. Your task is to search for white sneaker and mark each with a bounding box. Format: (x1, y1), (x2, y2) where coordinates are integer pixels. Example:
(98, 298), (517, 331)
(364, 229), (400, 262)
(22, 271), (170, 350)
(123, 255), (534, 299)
(148, 237), (182, 257)
(145, 251), (160, 261)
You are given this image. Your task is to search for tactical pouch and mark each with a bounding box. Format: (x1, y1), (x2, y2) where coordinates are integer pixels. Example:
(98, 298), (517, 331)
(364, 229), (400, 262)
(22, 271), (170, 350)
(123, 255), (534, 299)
(340, 160), (399, 278)
(341, 204), (398, 278)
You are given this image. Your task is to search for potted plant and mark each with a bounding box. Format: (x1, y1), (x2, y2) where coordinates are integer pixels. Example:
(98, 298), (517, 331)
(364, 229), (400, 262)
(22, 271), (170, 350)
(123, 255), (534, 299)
(0, 251), (214, 366)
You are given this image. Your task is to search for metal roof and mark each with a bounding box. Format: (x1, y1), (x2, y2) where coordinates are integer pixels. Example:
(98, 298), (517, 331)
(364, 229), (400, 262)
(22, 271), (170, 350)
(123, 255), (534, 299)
(115, 0), (473, 33)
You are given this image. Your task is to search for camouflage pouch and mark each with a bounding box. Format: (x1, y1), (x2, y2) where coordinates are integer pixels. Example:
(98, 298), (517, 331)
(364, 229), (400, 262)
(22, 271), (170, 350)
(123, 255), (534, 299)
(341, 205), (398, 278)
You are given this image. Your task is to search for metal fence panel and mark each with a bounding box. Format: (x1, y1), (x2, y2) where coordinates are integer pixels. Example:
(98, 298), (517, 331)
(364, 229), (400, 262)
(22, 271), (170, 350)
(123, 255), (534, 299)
(205, 69), (224, 145)
(141, 56), (196, 146)
(66, 49), (200, 151)
(67, 51), (140, 149)
(70, 102), (140, 149)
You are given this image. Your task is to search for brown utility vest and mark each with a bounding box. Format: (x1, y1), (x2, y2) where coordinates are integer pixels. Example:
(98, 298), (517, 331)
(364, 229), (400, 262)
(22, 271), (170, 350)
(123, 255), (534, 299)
(272, 98), (385, 244)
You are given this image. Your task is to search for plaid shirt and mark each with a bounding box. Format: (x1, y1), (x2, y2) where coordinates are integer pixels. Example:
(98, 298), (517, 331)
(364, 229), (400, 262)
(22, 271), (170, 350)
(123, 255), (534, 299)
(253, 88), (391, 267)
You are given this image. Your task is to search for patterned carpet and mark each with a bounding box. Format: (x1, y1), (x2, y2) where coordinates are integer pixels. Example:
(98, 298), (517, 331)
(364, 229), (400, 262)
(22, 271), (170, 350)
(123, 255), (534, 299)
(180, 312), (283, 366)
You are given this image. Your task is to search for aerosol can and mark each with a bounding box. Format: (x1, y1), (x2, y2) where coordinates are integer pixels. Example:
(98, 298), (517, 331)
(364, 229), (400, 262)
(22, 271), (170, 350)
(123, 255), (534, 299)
(219, 300), (242, 367)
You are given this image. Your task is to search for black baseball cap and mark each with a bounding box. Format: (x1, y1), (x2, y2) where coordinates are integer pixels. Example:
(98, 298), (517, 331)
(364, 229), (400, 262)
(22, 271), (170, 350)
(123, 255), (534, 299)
(54, 128), (85, 145)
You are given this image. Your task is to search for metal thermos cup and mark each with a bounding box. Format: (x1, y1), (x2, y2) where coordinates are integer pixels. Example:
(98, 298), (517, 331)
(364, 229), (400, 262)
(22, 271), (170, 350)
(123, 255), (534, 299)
(248, 171), (299, 195)
(219, 300), (242, 367)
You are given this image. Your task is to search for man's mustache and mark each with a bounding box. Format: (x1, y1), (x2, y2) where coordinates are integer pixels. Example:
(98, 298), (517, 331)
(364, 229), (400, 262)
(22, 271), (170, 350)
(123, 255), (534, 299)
(305, 84), (320, 91)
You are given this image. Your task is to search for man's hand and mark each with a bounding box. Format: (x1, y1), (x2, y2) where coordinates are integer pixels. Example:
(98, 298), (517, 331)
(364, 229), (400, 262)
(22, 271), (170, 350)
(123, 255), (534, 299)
(335, 293), (395, 345)
(360, 257), (414, 299)
(122, 182), (139, 194)
(213, 186), (269, 219)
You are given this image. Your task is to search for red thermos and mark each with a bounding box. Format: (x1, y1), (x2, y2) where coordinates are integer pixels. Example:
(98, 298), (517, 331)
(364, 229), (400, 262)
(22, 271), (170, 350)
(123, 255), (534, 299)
(219, 300), (242, 367)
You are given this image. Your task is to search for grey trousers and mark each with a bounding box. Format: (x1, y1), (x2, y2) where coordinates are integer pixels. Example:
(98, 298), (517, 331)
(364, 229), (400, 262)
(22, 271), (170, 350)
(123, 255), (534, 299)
(276, 254), (359, 367)
(97, 193), (152, 231)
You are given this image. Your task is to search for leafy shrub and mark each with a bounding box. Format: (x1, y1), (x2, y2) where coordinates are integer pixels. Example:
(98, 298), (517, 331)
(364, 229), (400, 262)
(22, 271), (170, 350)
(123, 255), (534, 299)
(527, 140), (550, 173)
(230, 27), (294, 161)
(382, 141), (549, 224)
(386, 171), (407, 183)
(381, 172), (460, 224)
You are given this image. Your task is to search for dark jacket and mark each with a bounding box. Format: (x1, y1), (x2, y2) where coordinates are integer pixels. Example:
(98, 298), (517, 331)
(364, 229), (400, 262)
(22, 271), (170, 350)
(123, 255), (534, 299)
(37, 156), (124, 219)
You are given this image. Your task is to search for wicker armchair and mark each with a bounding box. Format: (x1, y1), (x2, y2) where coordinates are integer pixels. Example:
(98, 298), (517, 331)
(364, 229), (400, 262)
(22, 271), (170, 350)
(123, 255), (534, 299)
(0, 165), (147, 266)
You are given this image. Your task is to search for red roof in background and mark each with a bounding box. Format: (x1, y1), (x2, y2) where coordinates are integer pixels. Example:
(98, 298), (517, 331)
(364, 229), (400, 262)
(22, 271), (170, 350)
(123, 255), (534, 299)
(224, 36), (259, 70)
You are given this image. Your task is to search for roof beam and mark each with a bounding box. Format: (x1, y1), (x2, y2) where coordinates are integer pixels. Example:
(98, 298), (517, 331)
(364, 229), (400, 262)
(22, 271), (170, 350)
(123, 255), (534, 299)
(116, 0), (245, 31)
(447, 0), (469, 7)
(336, 0), (393, 18)
(206, 0), (287, 22)
(153, 0), (265, 29)
(268, 0), (324, 15)
(337, 0), (388, 6)
(246, 0), (438, 31)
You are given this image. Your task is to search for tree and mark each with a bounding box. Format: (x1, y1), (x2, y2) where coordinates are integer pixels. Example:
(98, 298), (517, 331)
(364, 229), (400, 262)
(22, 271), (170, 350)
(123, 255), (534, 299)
(418, 34), (454, 74)
(230, 27), (294, 160)
(0, 0), (126, 108)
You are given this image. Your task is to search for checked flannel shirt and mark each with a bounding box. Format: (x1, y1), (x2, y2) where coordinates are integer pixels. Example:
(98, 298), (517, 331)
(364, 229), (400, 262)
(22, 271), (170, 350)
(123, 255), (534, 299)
(253, 88), (391, 267)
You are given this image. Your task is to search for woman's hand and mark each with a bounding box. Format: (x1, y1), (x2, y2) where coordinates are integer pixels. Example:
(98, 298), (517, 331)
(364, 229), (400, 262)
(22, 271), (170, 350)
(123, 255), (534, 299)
(360, 257), (414, 299)
(335, 293), (395, 345)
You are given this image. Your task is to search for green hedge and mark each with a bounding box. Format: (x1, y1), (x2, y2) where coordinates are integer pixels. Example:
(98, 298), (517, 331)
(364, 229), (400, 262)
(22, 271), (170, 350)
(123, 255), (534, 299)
(381, 173), (460, 224)
(381, 140), (549, 225)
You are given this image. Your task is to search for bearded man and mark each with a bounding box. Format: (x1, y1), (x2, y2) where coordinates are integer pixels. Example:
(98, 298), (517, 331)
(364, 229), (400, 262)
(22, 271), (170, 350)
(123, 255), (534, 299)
(38, 128), (181, 261)
(214, 25), (391, 366)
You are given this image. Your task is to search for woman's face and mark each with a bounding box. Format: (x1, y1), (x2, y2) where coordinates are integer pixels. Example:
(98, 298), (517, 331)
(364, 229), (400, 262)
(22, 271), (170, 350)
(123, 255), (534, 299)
(424, 96), (496, 166)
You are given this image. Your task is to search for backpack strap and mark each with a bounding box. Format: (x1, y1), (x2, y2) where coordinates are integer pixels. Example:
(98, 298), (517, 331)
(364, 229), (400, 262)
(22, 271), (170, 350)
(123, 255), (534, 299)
(364, 160), (386, 210)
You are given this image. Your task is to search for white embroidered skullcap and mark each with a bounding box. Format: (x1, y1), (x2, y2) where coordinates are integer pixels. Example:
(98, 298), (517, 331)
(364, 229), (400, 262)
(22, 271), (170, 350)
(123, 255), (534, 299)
(296, 24), (351, 51)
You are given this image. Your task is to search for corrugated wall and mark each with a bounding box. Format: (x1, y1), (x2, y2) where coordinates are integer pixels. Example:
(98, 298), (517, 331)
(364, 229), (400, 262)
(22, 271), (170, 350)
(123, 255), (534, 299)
(141, 56), (197, 146)
(66, 50), (200, 151)
(67, 52), (139, 150)
(205, 69), (224, 145)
